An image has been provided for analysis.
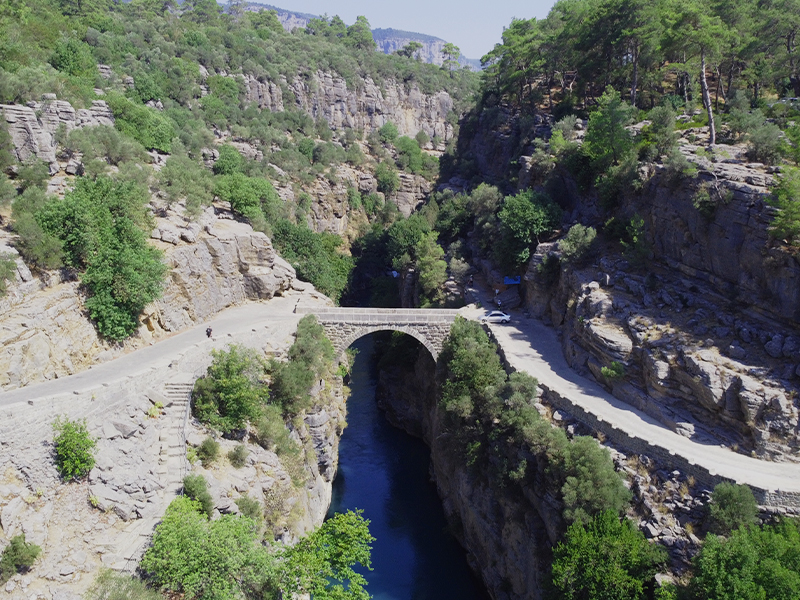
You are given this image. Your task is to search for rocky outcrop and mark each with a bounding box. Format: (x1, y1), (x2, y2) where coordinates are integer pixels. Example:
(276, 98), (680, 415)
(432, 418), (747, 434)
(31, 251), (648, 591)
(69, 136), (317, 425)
(1, 97), (114, 174)
(241, 71), (455, 140)
(523, 251), (800, 461)
(0, 208), (296, 391)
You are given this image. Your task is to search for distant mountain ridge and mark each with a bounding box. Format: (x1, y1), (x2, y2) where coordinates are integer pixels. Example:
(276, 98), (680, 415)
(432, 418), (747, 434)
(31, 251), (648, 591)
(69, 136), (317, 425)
(244, 2), (481, 70)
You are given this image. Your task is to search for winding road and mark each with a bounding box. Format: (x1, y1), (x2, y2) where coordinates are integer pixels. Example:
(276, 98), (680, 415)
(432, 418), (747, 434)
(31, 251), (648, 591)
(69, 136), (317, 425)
(3, 286), (800, 506)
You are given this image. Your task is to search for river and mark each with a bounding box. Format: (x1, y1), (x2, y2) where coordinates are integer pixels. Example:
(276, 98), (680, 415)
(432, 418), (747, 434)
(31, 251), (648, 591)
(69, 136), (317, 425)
(326, 337), (490, 600)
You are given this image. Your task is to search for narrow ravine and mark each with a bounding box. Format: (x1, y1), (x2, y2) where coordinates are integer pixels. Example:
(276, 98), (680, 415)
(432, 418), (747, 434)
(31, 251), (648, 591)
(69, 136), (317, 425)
(327, 337), (490, 600)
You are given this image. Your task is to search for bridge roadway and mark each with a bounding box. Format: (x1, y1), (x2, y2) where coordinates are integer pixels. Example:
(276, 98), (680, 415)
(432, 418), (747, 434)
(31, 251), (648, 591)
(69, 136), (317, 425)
(2, 296), (800, 507)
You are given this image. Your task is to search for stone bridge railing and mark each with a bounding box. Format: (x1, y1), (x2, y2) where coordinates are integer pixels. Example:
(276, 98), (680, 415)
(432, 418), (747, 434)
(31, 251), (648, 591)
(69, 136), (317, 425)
(294, 307), (461, 360)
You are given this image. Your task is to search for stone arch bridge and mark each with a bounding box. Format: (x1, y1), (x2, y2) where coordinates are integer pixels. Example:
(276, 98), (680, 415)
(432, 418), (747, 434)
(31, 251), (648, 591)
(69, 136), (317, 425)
(295, 307), (462, 360)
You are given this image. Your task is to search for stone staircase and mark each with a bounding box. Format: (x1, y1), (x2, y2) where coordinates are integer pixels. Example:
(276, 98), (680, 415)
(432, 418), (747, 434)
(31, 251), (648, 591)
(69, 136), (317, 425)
(115, 380), (193, 572)
(157, 382), (193, 495)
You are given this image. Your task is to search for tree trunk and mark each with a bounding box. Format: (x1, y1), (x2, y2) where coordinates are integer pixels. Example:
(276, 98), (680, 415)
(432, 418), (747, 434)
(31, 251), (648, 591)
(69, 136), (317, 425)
(630, 43), (640, 108)
(700, 48), (716, 145)
(714, 66), (721, 112)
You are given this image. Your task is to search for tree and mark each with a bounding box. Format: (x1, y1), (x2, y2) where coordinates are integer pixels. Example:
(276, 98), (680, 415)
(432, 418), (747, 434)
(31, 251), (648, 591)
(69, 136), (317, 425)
(192, 345), (269, 433)
(345, 16), (376, 51)
(52, 416), (96, 480)
(442, 42), (461, 71)
(36, 177), (166, 340)
(279, 510), (374, 600)
(561, 436), (632, 525)
(551, 510), (667, 600)
(690, 518), (800, 600)
(415, 231), (448, 306)
(374, 162), (400, 195)
(496, 190), (562, 269)
(140, 496), (265, 599)
(396, 41), (423, 59)
(664, 0), (729, 144)
(584, 87), (635, 170)
(708, 482), (759, 535)
(768, 167), (800, 245)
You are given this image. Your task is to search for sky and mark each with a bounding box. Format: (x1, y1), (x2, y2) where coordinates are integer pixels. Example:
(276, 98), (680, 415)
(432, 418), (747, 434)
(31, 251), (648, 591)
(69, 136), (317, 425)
(262, 1), (557, 59)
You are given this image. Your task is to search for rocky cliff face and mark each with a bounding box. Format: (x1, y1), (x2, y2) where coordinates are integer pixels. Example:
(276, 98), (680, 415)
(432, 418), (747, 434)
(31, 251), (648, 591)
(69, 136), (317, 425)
(1, 97), (115, 174)
(376, 351), (551, 600)
(0, 206), (296, 391)
(242, 70), (455, 140)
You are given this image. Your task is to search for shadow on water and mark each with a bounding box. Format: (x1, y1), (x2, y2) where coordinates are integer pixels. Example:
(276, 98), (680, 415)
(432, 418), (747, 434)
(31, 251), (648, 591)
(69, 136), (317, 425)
(327, 336), (490, 600)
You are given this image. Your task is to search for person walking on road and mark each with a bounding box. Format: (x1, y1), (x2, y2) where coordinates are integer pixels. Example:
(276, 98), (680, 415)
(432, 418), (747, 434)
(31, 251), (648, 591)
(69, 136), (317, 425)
(206, 327), (212, 338)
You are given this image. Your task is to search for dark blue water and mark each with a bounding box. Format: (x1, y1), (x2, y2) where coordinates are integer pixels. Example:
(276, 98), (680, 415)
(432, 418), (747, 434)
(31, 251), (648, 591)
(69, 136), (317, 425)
(326, 337), (490, 600)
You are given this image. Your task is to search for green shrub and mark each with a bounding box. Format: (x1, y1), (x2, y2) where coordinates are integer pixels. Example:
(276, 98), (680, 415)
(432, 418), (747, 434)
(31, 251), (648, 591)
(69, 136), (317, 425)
(52, 416), (96, 480)
(559, 224), (597, 264)
(49, 36), (96, 78)
(769, 167), (800, 245)
(747, 122), (786, 165)
(234, 495), (262, 522)
(553, 114), (579, 141)
(271, 220), (354, 302)
(214, 172), (280, 224)
(157, 153), (214, 217)
(600, 361), (625, 380)
(269, 315), (335, 415)
(228, 444), (248, 468)
(182, 474), (214, 518)
(85, 569), (162, 600)
(374, 161), (399, 195)
(415, 129), (430, 147)
(551, 510), (666, 600)
(496, 189), (562, 270)
(192, 345), (269, 433)
(105, 93), (174, 154)
(644, 105), (679, 156)
(197, 436), (220, 466)
(213, 144), (244, 175)
(17, 158), (50, 191)
(254, 405), (301, 457)
(378, 121), (398, 144)
(0, 534), (40, 585)
(0, 253), (16, 296)
(708, 482), (759, 535)
(65, 126), (147, 170)
(561, 436), (632, 525)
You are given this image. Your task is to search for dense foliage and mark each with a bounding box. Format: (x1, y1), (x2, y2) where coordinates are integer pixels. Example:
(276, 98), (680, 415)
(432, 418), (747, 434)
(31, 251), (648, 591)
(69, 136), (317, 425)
(192, 345), (269, 433)
(690, 517), (800, 600)
(140, 495), (373, 600)
(551, 510), (666, 600)
(439, 318), (631, 524)
(17, 176), (167, 340)
(52, 416), (96, 480)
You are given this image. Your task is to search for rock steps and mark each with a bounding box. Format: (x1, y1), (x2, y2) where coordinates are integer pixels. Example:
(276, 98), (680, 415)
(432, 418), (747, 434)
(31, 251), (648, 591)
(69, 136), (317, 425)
(113, 381), (192, 572)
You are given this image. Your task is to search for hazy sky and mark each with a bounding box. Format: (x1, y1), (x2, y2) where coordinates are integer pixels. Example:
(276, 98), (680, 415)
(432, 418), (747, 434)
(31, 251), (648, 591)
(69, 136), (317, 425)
(265, 1), (557, 59)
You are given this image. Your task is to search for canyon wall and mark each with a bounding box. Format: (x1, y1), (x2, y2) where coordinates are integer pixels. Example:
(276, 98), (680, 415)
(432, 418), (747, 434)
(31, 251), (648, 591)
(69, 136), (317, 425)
(376, 351), (552, 600)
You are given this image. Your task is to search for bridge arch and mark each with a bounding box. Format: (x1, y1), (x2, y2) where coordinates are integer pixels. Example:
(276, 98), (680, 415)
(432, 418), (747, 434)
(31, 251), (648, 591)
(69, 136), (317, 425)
(335, 325), (439, 361)
(294, 307), (461, 363)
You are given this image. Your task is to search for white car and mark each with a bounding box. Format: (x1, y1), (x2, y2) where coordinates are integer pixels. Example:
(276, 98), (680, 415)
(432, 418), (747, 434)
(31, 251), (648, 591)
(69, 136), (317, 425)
(481, 311), (511, 324)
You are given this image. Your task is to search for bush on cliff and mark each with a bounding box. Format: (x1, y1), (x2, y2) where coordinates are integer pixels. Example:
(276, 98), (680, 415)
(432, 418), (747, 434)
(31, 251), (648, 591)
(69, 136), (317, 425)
(192, 344), (269, 433)
(550, 510), (666, 600)
(52, 416), (96, 481)
(689, 517), (800, 600)
(0, 534), (40, 585)
(269, 315), (335, 416)
(708, 482), (759, 535)
(33, 177), (166, 340)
